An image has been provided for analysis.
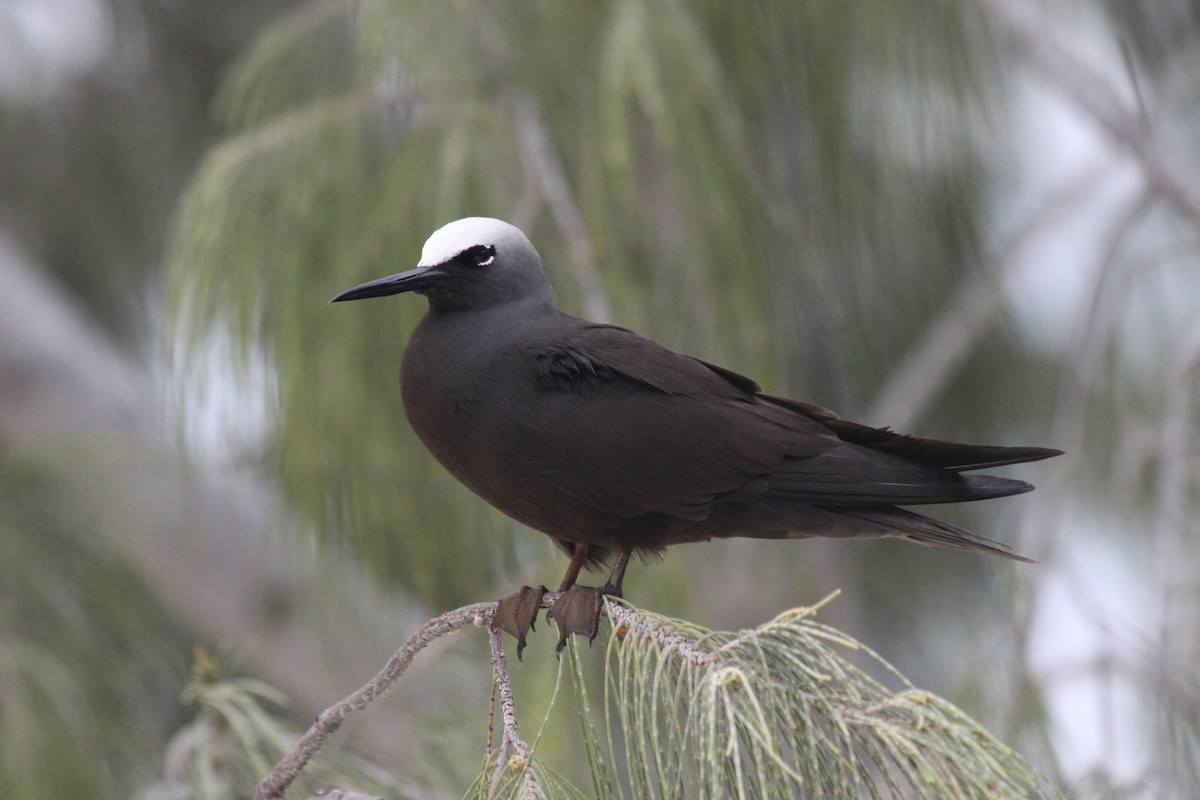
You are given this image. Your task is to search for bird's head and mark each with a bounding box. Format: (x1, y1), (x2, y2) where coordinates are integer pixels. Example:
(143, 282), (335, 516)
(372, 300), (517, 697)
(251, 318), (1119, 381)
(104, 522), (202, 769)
(332, 217), (556, 312)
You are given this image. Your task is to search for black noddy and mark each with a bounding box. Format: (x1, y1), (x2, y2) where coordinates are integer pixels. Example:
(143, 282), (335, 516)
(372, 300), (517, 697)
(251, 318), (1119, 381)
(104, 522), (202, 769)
(334, 217), (1061, 655)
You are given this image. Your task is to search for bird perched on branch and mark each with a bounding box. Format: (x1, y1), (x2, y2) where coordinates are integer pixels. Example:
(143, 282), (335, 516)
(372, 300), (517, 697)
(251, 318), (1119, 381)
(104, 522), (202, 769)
(334, 217), (1061, 655)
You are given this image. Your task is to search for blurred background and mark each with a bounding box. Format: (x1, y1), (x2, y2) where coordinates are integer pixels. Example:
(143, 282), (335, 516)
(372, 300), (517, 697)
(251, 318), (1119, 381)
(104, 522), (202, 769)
(1, 0), (1198, 796)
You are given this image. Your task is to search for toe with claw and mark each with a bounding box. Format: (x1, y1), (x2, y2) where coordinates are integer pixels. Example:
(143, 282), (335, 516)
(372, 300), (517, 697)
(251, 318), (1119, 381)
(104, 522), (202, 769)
(494, 585), (546, 661)
(547, 585), (609, 653)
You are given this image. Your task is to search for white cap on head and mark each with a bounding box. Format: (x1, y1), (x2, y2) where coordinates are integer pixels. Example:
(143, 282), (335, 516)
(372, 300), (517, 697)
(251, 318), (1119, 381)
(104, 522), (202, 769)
(418, 217), (535, 267)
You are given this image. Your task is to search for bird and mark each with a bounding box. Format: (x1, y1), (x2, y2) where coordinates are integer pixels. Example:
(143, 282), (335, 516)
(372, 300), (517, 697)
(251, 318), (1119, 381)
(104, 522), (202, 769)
(333, 217), (1061, 655)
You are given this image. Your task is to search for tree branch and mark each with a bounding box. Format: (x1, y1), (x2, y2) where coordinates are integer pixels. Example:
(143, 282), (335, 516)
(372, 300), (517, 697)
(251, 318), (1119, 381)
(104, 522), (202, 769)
(254, 588), (1044, 799)
(971, 0), (1200, 226)
(254, 594), (567, 800)
(486, 625), (541, 794)
(866, 160), (1122, 428)
(255, 601), (497, 800)
(509, 90), (615, 324)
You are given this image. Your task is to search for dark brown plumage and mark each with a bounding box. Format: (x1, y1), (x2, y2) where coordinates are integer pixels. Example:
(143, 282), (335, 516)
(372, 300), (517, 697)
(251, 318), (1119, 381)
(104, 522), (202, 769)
(333, 217), (1061, 653)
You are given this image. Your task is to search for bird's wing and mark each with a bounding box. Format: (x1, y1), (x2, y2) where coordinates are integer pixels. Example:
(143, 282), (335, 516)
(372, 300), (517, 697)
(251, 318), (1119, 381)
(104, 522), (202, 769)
(521, 324), (803, 519)
(759, 394), (1063, 471)
(519, 322), (1031, 521)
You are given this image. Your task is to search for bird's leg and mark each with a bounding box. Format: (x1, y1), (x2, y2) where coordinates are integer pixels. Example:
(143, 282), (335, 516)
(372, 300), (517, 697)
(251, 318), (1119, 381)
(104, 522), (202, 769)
(548, 546), (632, 653)
(556, 543), (590, 591)
(599, 547), (631, 596)
(494, 543), (591, 660)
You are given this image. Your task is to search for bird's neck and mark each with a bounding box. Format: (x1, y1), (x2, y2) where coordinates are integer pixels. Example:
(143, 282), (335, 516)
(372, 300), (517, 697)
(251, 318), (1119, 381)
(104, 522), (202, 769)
(419, 295), (554, 335)
(425, 282), (556, 313)
(402, 297), (554, 387)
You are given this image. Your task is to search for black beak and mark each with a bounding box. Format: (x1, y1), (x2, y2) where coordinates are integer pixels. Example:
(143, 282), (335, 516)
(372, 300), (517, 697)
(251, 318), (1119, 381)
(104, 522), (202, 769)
(331, 265), (450, 302)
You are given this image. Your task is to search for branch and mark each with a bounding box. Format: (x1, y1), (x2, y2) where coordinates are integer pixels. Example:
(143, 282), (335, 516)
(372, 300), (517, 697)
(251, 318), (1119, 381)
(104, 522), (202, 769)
(254, 593), (567, 800)
(489, 623), (537, 791)
(509, 90), (615, 324)
(971, 0), (1200, 227)
(866, 160), (1121, 428)
(255, 600), (499, 800)
(255, 591), (1046, 799)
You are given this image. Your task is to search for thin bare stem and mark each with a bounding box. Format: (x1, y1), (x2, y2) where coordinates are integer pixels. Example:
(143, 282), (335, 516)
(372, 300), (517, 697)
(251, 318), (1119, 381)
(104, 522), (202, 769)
(606, 601), (719, 667)
(972, 0), (1200, 226)
(255, 592), (570, 800)
(866, 160), (1122, 429)
(509, 90), (614, 324)
(256, 589), (1041, 799)
(254, 600), (496, 800)
(487, 625), (542, 795)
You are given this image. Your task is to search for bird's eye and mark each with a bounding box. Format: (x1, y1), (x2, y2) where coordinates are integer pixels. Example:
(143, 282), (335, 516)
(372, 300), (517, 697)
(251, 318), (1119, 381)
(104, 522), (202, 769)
(464, 244), (496, 267)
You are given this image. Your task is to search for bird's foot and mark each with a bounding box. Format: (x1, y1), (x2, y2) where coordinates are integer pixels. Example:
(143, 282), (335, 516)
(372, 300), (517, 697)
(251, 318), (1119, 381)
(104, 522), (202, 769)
(547, 585), (617, 655)
(494, 585), (546, 661)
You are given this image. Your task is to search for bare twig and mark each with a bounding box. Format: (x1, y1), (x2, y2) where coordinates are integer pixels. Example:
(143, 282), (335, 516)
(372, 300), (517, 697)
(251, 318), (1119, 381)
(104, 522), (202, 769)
(254, 600), (497, 800)
(467, 16), (612, 325)
(606, 601), (719, 667)
(254, 593), (569, 800)
(486, 626), (541, 794)
(509, 90), (614, 324)
(1041, 193), (1150, 472)
(487, 624), (527, 769)
(866, 160), (1122, 428)
(1153, 321), (1200, 573)
(256, 590), (1037, 799)
(972, 0), (1200, 227)
(1150, 317), (1200, 781)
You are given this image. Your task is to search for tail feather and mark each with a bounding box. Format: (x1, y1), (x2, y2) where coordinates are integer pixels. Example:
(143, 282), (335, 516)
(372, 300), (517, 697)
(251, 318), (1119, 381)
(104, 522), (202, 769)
(761, 455), (1039, 506)
(831, 506), (1035, 562)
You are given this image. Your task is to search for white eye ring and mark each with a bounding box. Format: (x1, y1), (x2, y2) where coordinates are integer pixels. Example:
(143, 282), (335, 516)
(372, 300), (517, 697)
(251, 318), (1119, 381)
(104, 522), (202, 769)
(478, 254), (495, 267)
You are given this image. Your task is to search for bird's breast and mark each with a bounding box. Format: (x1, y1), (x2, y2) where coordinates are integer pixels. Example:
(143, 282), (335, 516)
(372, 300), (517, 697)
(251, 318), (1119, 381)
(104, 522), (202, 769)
(399, 312), (540, 503)
(395, 307), (692, 551)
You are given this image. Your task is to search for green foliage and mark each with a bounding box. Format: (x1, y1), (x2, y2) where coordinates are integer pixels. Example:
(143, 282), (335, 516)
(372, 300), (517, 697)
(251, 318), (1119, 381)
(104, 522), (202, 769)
(0, 465), (187, 797)
(201, 597), (1058, 798)
(561, 598), (1054, 799)
(141, 650), (418, 800)
(467, 759), (591, 800)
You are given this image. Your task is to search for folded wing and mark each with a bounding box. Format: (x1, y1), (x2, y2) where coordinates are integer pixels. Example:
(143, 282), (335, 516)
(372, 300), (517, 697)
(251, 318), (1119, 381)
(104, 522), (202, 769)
(520, 321), (1058, 522)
